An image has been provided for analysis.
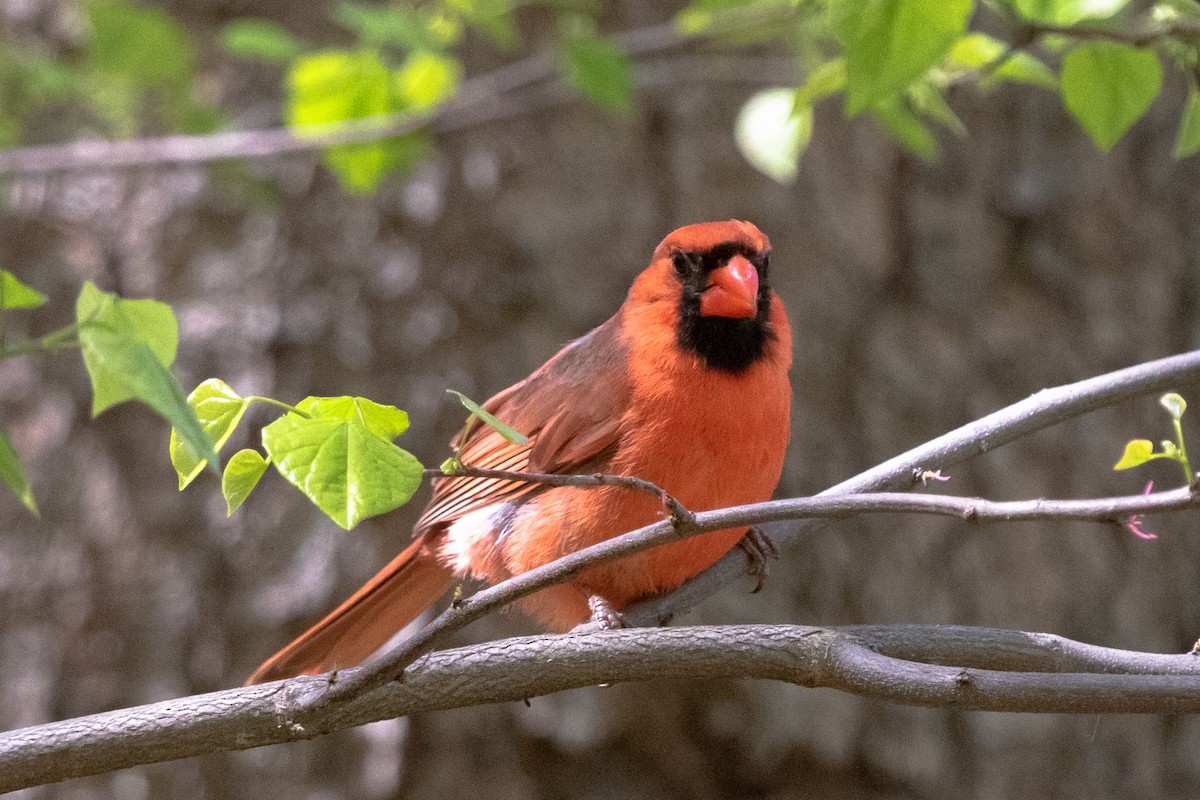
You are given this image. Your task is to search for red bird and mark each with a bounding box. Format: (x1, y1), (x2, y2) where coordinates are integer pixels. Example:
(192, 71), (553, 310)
(247, 220), (792, 684)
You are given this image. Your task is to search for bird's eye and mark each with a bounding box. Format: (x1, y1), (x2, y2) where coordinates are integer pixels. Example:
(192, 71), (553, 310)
(671, 252), (690, 277)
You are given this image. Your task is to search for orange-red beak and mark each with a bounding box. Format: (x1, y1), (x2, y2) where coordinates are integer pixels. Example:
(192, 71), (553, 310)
(699, 254), (759, 319)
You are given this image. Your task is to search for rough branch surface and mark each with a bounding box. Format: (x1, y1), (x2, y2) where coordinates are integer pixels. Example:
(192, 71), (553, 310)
(5, 624), (1200, 793)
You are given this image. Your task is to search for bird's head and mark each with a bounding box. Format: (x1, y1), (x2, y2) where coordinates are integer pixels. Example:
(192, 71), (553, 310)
(653, 219), (772, 322)
(632, 220), (779, 373)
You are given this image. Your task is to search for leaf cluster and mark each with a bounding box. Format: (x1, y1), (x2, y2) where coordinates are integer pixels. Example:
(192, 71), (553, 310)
(169, 382), (425, 529)
(1114, 392), (1194, 483)
(0, 275), (215, 514)
(220, 0), (630, 192)
(719, 0), (1200, 181)
(0, 0), (218, 145)
(0, 271), (521, 531)
(6, 1), (1194, 188)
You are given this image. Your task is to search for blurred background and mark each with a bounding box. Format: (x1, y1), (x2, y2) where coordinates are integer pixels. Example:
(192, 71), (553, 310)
(4, 1), (1200, 798)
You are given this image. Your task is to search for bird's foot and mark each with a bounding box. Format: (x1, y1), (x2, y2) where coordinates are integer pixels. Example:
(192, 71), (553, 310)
(587, 594), (628, 630)
(739, 527), (779, 594)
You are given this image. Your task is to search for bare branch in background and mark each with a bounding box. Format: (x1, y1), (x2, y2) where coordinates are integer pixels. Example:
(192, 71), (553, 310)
(0, 18), (718, 177)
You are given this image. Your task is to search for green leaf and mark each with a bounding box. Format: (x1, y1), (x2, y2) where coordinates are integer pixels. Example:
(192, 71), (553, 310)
(1174, 85), (1200, 159)
(909, 82), (966, 137)
(675, 7), (713, 35)
(288, 49), (392, 130)
(222, 20), (304, 63)
(75, 282), (217, 471)
(76, 282), (178, 404)
(831, 0), (973, 115)
(19, 52), (79, 102)
(170, 379), (250, 489)
(86, 0), (193, 86)
(1061, 42), (1161, 151)
(0, 271), (47, 310)
(296, 395), (411, 440)
(448, 389), (528, 445)
(562, 31), (633, 113)
(1011, 0), (1130, 24)
(1114, 438), (1158, 470)
(1160, 392), (1187, 420)
(334, 3), (461, 50)
(946, 33), (1058, 91)
(76, 282), (177, 377)
(795, 59), (847, 106)
(870, 96), (938, 159)
(449, 0), (519, 48)
(735, 88), (813, 184)
(262, 400), (424, 529)
(0, 431), (37, 515)
(287, 49), (419, 193)
(222, 449), (271, 515)
(394, 50), (461, 111)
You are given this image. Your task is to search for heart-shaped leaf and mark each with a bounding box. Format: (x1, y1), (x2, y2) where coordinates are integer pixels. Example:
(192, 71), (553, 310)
(1113, 439), (1157, 470)
(222, 448), (271, 514)
(170, 379), (250, 489)
(262, 396), (423, 529)
(0, 271), (47, 310)
(1062, 42), (1161, 151)
(76, 283), (216, 470)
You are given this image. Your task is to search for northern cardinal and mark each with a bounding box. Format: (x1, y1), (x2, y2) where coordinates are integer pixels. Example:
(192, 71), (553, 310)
(247, 220), (792, 684)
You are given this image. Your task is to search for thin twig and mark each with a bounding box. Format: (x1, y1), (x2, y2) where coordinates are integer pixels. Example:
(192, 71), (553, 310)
(947, 34), (1031, 89)
(303, 481), (1200, 712)
(1024, 19), (1200, 48)
(425, 464), (696, 527)
(612, 349), (1200, 631)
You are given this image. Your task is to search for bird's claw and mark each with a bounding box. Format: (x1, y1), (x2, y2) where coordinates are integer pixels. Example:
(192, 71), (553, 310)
(587, 595), (628, 630)
(739, 527), (779, 594)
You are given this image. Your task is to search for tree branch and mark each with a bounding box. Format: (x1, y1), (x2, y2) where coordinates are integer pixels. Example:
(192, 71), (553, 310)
(1024, 19), (1200, 48)
(2, 9), (1195, 177)
(4, 352), (1200, 790)
(613, 349), (1200, 631)
(0, 15), (792, 177)
(426, 464), (695, 526)
(4, 623), (1200, 793)
(307, 481), (1199, 711)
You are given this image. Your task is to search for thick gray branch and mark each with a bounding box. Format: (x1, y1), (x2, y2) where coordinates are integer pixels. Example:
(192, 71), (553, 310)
(4, 624), (1200, 793)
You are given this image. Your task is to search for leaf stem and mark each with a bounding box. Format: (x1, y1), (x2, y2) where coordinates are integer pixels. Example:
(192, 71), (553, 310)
(0, 321), (83, 361)
(245, 396), (312, 418)
(1173, 416), (1194, 483)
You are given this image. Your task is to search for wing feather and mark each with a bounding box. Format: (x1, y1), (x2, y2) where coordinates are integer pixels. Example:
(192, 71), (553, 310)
(415, 314), (631, 535)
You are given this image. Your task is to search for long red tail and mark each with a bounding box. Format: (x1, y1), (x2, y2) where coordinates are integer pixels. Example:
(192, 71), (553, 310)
(246, 536), (453, 685)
